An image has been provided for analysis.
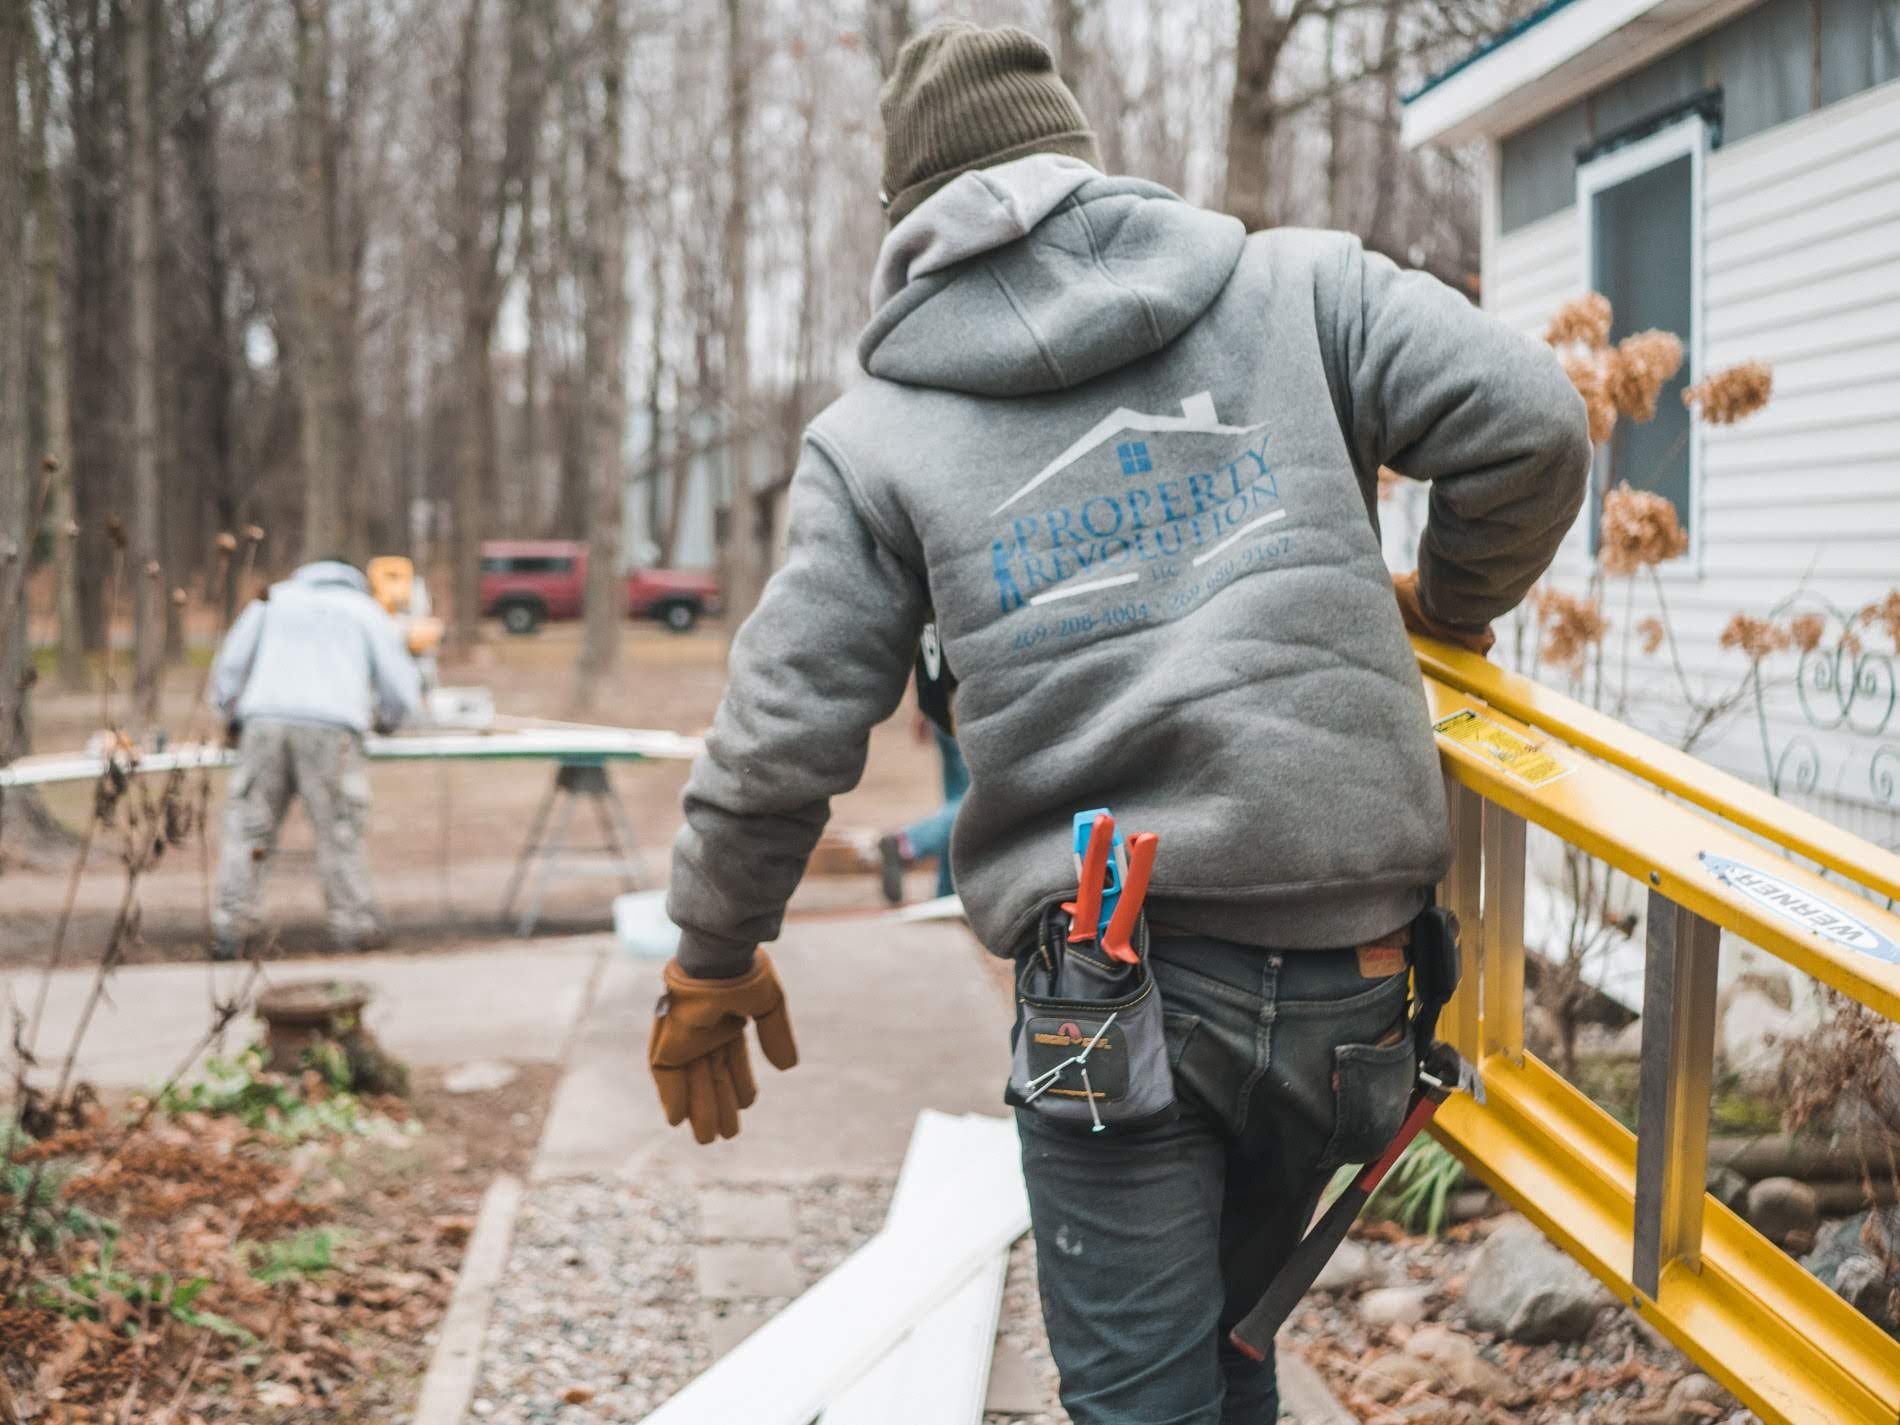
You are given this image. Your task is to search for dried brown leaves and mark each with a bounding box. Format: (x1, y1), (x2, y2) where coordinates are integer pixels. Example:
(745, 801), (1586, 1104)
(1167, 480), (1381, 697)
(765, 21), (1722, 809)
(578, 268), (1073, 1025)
(1682, 360), (1773, 425)
(1860, 591), (1900, 650)
(1598, 482), (1689, 575)
(1544, 293), (1612, 350)
(1536, 589), (1608, 674)
(1561, 352), (1617, 445)
(1637, 617), (1665, 656)
(1788, 613), (1826, 654)
(1603, 330), (1684, 424)
(1719, 613), (1792, 662)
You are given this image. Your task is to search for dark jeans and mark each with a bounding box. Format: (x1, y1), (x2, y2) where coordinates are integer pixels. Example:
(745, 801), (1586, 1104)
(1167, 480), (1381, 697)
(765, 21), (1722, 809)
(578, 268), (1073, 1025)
(1016, 935), (1416, 1425)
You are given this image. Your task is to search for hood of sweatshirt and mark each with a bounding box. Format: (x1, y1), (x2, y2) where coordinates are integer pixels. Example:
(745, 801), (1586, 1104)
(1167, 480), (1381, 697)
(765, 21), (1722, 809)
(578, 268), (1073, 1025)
(859, 155), (1247, 397)
(289, 560), (370, 595)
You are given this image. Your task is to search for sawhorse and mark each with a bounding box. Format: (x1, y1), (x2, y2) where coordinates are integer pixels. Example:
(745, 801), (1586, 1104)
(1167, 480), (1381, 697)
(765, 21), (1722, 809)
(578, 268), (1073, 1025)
(498, 759), (643, 936)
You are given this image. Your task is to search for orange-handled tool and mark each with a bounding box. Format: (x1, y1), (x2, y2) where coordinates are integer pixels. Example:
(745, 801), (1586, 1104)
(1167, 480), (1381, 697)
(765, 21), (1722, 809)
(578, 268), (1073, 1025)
(1062, 812), (1116, 944)
(1101, 832), (1157, 964)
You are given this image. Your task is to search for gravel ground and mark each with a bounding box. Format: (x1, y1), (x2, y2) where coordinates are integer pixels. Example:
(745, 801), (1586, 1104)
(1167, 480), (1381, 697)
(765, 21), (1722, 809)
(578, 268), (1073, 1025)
(467, 1173), (1064, 1423)
(464, 1177), (1766, 1425)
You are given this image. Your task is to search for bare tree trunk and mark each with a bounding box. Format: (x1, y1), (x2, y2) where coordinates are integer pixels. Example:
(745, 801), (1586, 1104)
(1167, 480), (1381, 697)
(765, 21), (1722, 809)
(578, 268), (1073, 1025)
(127, 0), (163, 727)
(644, 234), (666, 556)
(1, 0), (31, 786)
(1364, 0), (1405, 254)
(866, 0), (913, 77)
(1051, 0), (1086, 97)
(65, 0), (117, 654)
(448, 0), (539, 648)
(1224, 0), (1299, 233)
(291, 0), (341, 563)
(26, 15), (82, 691)
(720, 0), (760, 649)
(520, 165), (543, 532)
(574, 0), (628, 709)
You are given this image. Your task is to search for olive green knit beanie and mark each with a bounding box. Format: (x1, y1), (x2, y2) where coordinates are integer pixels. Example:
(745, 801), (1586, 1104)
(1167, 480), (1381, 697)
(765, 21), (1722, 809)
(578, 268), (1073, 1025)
(879, 23), (1101, 226)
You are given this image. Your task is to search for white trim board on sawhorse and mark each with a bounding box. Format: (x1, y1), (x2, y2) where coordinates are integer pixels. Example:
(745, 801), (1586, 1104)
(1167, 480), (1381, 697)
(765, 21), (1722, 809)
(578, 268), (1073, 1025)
(640, 1111), (1027, 1425)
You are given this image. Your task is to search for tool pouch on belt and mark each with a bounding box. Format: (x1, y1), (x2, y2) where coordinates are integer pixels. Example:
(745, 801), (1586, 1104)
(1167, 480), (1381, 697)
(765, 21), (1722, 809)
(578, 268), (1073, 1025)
(1005, 902), (1176, 1134)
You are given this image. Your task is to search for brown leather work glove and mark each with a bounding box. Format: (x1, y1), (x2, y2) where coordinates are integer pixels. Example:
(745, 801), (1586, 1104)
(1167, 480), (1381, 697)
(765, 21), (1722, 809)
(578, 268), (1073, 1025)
(1391, 570), (1495, 657)
(648, 952), (798, 1144)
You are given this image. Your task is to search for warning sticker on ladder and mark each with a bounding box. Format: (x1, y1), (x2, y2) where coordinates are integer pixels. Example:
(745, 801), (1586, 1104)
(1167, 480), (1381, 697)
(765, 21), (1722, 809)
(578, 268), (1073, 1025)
(1432, 710), (1571, 788)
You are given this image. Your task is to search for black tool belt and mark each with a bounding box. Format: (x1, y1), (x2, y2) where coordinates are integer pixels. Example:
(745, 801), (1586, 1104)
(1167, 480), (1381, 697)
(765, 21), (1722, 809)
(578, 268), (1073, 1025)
(1005, 903), (1176, 1135)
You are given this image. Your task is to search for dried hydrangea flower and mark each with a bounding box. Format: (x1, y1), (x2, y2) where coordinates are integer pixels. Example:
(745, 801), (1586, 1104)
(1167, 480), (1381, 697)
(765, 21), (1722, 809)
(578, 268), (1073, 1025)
(1638, 617), (1665, 655)
(1861, 591), (1900, 650)
(1599, 482), (1689, 575)
(1719, 614), (1791, 661)
(1562, 351), (1617, 445)
(1538, 590), (1608, 674)
(1787, 613), (1825, 654)
(1605, 330), (1684, 423)
(1545, 293), (1613, 350)
(1683, 361), (1773, 426)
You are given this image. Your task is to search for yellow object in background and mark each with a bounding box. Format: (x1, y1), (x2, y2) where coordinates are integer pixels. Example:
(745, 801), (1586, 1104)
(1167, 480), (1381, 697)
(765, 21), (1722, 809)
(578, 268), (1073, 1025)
(367, 556), (414, 615)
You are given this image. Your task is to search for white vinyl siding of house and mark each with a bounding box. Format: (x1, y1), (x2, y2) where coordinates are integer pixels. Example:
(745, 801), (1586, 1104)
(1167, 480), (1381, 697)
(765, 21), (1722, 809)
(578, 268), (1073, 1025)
(1468, 76), (1900, 832)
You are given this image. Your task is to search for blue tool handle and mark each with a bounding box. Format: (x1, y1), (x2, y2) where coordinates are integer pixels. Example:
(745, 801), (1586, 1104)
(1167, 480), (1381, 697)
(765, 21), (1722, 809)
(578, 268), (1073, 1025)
(1072, 808), (1125, 931)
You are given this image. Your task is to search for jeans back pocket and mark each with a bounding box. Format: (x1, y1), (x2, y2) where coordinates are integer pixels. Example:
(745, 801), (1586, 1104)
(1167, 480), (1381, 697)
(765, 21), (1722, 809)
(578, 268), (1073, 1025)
(1320, 1038), (1416, 1168)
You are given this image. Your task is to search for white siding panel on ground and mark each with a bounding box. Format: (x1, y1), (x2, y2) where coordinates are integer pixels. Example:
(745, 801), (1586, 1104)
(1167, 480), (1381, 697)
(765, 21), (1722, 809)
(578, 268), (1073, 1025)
(1480, 79), (1900, 827)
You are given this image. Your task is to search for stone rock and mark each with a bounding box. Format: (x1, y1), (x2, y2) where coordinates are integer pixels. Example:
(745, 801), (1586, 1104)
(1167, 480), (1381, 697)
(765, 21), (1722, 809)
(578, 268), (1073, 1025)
(1719, 988), (1798, 1093)
(1665, 1373), (1735, 1424)
(1359, 1284), (1434, 1328)
(1448, 1189), (1499, 1224)
(443, 1059), (519, 1094)
(1354, 1352), (1444, 1403)
(1803, 1207), (1898, 1284)
(1833, 1255), (1897, 1329)
(1744, 1176), (1820, 1249)
(1703, 1164), (1750, 1214)
(1393, 1401), (1483, 1425)
(1460, 1218), (1609, 1345)
(1312, 1238), (1373, 1295)
(1405, 1324), (1527, 1406)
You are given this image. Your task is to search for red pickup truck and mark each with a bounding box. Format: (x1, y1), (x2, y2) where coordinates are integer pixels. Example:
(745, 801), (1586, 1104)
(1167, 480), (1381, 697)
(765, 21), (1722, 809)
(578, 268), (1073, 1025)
(479, 540), (721, 635)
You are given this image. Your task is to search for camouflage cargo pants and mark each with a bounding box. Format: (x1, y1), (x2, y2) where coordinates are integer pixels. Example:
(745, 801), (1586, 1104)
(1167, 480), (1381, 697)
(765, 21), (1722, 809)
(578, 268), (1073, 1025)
(212, 720), (382, 951)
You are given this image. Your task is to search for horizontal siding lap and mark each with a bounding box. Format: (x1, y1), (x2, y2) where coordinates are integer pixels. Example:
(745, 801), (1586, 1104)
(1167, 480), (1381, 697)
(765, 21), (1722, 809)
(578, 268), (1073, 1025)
(1702, 418), (1900, 474)
(1705, 298), (1900, 369)
(1706, 262), (1900, 342)
(1701, 377), (1900, 442)
(1701, 502), (1900, 542)
(1706, 134), (1900, 242)
(1707, 466), (1900, 511)
(1492, 206), (1580, 285)
(1707, 178), (1900, 275)
(1705, 76), (1900, 199)
(1707, 225), (1900, 309)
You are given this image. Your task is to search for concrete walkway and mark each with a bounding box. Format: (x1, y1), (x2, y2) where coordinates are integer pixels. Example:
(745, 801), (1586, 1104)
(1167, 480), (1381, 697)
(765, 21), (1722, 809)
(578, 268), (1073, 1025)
(534, 917), (1009, 1182)
(7, 935), (611, 1089)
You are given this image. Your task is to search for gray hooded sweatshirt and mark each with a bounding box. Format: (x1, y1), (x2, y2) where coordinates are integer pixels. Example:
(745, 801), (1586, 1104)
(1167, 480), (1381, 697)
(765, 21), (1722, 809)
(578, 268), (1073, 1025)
(667, 156), (1590, 977)
(209, 561), (422, 735)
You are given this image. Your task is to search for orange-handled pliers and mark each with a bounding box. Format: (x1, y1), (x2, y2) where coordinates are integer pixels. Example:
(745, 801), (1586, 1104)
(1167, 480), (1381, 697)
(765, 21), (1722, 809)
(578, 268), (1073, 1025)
(1063, 812), (1116, 944)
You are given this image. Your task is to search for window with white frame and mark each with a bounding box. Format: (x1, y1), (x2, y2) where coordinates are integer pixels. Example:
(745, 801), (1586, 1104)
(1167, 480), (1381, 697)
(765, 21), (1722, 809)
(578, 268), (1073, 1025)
(1578, 115), (1705, 564)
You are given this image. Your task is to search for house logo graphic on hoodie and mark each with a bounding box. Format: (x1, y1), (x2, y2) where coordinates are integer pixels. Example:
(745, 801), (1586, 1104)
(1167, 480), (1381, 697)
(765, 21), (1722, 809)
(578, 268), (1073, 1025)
(987, 392), (1287, 616)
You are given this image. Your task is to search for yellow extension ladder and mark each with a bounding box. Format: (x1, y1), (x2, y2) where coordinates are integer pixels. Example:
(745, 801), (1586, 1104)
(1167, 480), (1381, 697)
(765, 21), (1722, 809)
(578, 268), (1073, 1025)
(1413, 637), (1900, 1425)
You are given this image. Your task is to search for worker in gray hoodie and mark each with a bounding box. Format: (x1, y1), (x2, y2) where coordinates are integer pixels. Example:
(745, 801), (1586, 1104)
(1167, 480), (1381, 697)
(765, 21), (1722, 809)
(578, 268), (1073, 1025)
(207, 559), (422, 960)
(647, 23), (1590, 1424)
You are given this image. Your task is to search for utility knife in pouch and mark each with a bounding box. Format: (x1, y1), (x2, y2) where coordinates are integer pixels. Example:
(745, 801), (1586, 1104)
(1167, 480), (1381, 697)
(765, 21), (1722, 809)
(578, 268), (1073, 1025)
(1005, 903), (1176, 1134)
